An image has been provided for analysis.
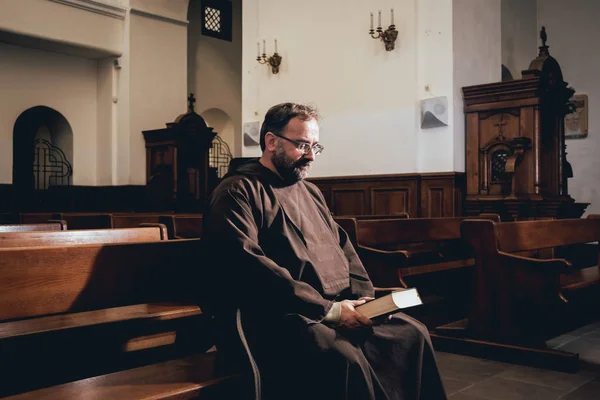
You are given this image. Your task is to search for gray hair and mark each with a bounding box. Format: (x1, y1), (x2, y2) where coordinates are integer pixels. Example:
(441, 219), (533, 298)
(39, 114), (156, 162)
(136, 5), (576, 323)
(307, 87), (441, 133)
(259, 103), (320, 151)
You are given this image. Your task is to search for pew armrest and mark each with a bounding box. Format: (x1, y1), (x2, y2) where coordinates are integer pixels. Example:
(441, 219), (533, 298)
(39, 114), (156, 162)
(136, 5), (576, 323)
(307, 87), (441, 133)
(356, 245), (410, 263)
(356, 245), (410, 289)
(497, 251), (572, 274)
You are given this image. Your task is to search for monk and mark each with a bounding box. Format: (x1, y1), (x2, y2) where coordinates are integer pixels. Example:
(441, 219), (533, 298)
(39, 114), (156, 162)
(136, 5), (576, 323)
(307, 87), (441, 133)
(202, 103), (447, 400)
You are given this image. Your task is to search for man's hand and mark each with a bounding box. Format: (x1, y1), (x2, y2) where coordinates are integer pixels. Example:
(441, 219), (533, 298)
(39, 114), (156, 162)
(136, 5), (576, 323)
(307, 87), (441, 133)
(337, 299), (373, 342)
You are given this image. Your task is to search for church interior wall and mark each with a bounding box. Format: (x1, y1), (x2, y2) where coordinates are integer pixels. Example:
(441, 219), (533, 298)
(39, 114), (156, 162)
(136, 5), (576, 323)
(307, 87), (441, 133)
(129, 13), (188, 185)
(242, 0), (419, 177)
(537, 0), (600, 215)
(188, 0), (242, 157)
(242, 0), (501, 178)
(0, 0), (125, 58)
(416, 0), (455, 174)
(0, 42), (98, 185)
(452, 0), (501, 173)
(501, 0), (537, 79)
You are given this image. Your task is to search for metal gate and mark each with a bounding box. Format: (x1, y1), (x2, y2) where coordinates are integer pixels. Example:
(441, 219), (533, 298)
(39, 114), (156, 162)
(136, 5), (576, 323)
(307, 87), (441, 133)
(33, 138), (72, 190)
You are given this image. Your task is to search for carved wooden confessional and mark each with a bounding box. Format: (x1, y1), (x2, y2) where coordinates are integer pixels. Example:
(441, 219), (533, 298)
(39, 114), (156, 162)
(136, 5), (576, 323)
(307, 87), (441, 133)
(463, 28), (587, 220)
(143, 94), (217, 212)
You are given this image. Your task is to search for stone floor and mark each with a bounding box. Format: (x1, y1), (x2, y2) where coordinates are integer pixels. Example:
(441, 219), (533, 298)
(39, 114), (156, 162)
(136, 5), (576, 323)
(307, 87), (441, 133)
(436, 322), (600, 399)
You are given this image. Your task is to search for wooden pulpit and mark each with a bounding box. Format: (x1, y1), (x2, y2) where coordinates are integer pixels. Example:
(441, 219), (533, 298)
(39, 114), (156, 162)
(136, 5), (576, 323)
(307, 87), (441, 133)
(463, 28), (587, 220)
(143, 94), (217, 212)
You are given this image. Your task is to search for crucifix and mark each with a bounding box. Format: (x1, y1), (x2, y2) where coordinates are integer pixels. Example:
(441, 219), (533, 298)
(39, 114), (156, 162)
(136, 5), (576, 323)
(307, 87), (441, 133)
(494, 114), (508, 139)
(187, 93), (196, 113)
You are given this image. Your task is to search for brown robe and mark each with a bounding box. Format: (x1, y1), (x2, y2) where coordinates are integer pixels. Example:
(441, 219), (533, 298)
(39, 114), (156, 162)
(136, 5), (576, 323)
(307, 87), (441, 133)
(202, 160), (446, 400)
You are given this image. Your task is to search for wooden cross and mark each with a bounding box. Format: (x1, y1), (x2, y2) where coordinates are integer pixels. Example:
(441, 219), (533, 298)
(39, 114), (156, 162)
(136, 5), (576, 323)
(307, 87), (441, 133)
(494, 114), (508, 138)
(188, 93), (196, 113)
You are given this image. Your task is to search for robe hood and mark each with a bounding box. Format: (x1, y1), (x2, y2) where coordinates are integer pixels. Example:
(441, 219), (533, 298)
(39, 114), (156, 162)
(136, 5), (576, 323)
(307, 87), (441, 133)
(225, 157), (293, 187)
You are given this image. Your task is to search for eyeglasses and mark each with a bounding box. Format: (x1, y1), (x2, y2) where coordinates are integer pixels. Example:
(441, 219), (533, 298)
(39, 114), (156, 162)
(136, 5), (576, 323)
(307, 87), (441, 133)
(271, 132), (324, 156)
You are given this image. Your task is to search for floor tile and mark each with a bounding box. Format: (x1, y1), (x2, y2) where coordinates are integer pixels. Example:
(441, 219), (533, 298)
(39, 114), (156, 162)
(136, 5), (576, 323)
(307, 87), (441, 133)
(561, 380), (600, 399)
(497, 364), (594, 391)
(436, 352), (510, 384)
(449, 393), (489, 399)
(460, 376), (567, 400)
(565, 323), (600, 337)
(582, 329), (600, 339)
(547, 335), (579, 349)
(443, 377), (472, 396)
(557, 337), (600, 364)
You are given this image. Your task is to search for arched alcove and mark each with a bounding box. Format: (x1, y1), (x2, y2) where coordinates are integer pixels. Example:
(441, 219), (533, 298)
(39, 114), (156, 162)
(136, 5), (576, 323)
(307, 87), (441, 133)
(13, 106), (73, 190)
(201, 107), (234, 178)
(201, 107), (235, 149)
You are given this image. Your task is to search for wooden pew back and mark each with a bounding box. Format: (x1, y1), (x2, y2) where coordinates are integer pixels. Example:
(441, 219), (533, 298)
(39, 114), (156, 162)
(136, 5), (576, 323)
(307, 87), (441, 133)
(495, 219), (600, 253)
(0, 239), (200, 321)
(460, 218), (600, 345)
(111, 213), (176, 229)
(19, 213), (55, 224)
(0, 221), (67, 233)
(159, 215), (203, 239)
(0, 225), (167, 248)
(356, 215), (500, 248)
(53, 213), (113, 229)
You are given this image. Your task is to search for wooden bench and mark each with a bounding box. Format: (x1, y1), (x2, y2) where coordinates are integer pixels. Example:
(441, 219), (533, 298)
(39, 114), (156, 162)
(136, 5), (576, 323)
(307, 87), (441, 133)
(0, 221), (67, 232)
(159, 215), (204, 239)
(0, 224), (167, 248)
(345, 215), (500, 289)
(52, 212), (113, 229)
(0, 239), (241, 397)
(5, 352), (250, 400)
(433, 217), (600, 372)
(0, 213), (19, 224)
(19, 212), (55, 224)
(111, 212), (174, 228)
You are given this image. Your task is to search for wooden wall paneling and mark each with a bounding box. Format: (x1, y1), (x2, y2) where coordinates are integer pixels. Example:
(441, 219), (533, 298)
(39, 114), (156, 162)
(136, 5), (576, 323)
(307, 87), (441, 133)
(371, 188), (410, 216)
(420, 178), (456, 218)
(370, 180), (418, 217)
(332, 189), (367, 216)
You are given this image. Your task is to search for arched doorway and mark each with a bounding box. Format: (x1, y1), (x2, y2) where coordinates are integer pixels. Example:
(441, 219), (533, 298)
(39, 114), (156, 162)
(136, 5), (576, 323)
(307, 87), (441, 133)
(13, 106), (73, 191)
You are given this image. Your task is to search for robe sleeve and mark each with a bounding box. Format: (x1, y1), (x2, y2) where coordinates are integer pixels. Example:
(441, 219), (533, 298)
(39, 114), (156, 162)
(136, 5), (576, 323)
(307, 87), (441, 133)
(204, 183), (333, 323)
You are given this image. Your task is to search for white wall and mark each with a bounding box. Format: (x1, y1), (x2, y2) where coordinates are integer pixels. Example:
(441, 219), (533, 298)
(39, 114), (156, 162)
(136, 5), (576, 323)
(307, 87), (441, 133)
(537, 0), (600, 215)
(129, 13), (188, 185)
(242, 0), (502, 177)
(0, 43), (98, 185)
(453, 0), (502, 172)
(501, 0), (537, 78)
(188, 0), (242, 157)
(242, 0), (419, 177)
(416, 0), (454, 173)
(0, 0), (125, 57)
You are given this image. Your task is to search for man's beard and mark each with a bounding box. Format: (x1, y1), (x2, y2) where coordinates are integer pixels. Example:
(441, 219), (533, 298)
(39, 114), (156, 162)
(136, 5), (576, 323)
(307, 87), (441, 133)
(272, 143), (312, 183)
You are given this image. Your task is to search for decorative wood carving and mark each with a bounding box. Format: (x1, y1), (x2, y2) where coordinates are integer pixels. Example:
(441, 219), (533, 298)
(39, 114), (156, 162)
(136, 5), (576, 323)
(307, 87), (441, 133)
(463, 27), (587, 220)
(142, 95), (216, 212)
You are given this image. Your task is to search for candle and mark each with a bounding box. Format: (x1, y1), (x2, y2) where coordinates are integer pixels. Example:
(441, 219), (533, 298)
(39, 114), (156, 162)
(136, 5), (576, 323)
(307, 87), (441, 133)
(370, 12), (374, 30)
(391, 8), (394, 25)
(262, 39), (266, 55)
(275, 38), (278, 53)
(257, 42), (260, 58)
(378, 10), (381, 27)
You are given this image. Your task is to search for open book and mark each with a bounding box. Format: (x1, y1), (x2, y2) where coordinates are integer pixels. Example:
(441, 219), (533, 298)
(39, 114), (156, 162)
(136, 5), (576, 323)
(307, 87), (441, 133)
(355, 288), (422, 319)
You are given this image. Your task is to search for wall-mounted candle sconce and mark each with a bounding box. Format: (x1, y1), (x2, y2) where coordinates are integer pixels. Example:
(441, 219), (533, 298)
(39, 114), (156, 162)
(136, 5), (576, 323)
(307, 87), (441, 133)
(257, 39), (282, 74)
(369, 9), (398, 51)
